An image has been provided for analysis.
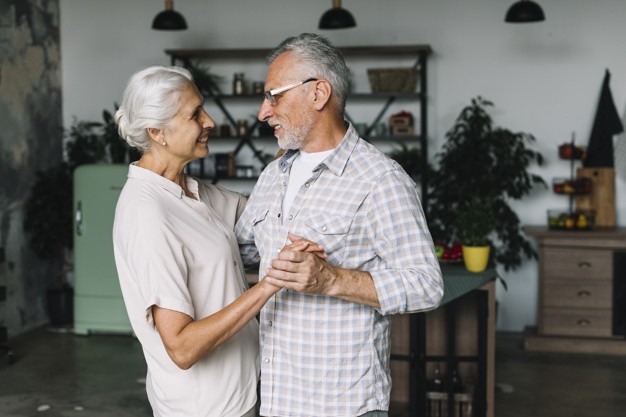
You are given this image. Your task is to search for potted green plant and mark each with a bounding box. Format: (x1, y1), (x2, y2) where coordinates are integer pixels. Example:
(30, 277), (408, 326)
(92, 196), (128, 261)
(23, 162), (74, 326)
(427, 96), (546, 271)
(188, 63), (225, 95)
(454, 199), (496, 272)
(101, 106), (141, 163)
(23, 110), (132, 326)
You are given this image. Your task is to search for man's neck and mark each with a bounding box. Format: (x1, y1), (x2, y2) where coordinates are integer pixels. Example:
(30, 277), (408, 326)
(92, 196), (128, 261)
(300, 116), (347, 153)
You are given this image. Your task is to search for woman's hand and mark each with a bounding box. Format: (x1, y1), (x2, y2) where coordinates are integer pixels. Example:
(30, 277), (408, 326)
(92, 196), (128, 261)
(282, 233), (327, 259)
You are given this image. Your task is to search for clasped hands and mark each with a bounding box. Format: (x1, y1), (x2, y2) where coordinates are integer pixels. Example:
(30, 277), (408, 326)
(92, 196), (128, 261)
(264, 233), (336, 295)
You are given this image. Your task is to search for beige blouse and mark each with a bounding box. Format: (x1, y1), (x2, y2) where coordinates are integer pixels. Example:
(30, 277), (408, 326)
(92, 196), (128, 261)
(113, 164), (257, 417)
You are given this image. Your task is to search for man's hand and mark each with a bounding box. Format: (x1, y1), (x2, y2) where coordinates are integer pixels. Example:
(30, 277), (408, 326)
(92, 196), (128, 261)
(268, 234), (380, 307)
(267, 234), (335, 295)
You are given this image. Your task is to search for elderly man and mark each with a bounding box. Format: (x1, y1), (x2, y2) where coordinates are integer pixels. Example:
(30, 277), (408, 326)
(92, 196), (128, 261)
(236, 33), (444, 417)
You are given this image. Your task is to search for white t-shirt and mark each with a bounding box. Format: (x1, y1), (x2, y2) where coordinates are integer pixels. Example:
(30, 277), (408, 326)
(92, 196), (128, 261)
(282, 149), (333, 215)
(113, 164), (258, 417)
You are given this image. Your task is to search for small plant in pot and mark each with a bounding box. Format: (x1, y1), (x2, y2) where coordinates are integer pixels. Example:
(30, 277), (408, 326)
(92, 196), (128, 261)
(454, 200), (496, 272)
(23, 162), (74, 326)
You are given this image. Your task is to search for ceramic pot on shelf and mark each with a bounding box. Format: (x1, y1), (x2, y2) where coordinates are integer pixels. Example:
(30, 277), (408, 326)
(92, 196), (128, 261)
(462, 245), (490, 273)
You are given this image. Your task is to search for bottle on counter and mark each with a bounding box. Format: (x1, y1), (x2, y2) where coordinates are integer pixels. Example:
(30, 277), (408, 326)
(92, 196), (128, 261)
(430, 362), (443, 392)
(236, 119), (249, 137)
(448, 366), (464, 393)
(220, 118), (232, 137)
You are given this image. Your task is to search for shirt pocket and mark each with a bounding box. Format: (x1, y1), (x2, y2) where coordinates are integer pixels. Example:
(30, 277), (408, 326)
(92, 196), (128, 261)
(251, 208), (271, 259)
(303, 212), (352, 263)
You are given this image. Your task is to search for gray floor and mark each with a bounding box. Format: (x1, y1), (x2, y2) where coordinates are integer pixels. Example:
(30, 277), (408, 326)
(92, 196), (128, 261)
(0, 327), (625, 417)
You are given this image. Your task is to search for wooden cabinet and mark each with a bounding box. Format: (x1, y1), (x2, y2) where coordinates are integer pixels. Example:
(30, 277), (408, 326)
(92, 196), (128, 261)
(524, 226), (626, 355)
(390, 266), (496, 417)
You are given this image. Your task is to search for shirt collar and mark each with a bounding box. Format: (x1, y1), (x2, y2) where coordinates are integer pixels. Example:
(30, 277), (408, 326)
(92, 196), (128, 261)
(128, 162), (191, 199)
(276, 122), (359, 177)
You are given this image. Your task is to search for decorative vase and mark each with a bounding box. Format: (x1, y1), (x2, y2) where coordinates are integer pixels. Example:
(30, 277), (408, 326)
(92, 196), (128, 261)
(462, 245), (490, 272)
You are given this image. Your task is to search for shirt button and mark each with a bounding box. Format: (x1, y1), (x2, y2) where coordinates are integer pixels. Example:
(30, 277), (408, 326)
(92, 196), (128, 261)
(282, 181), (287, 186)
(234, 260), (237, 266)
(268, 320), (273, 327)
(277, 213), (281, 218)
(288, 215), (293, 220)
(322, 226), (327, 232)
(264, 358), (270, 363)
(305, 182), (310, 188)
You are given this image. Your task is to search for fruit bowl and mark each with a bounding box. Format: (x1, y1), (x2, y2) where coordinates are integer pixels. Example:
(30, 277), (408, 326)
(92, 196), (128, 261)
(558, 143), (585, 160)
(547, 209), (595, 230)
(435, 242), (463, 263)
(552, 177), (592, 194)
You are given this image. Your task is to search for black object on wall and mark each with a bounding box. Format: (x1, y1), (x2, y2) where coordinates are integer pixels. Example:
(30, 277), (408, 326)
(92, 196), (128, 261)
(319, 0), (356, 29)
(152, 0), (187, 31)
(584, 69), (624, 168)
(505, 0), (545, 23)
(613, 252), (626, 337)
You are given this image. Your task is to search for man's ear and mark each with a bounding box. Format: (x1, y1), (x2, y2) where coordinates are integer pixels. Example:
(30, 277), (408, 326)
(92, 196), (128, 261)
(312, 79), (332, 111)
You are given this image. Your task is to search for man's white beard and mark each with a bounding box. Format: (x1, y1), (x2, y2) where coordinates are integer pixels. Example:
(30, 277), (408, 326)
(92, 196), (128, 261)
(277, 118), (314, 150)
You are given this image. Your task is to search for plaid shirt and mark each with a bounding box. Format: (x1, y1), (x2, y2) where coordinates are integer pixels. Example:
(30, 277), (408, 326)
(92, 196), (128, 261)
(235, 124), (443, 417)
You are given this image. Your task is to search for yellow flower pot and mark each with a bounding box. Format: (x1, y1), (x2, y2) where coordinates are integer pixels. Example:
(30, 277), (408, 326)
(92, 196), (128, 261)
(462, 245), (490, 272)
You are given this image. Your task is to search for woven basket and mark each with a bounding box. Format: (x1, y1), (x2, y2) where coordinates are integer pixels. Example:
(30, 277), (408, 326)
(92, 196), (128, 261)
(367, 67), (419, 93)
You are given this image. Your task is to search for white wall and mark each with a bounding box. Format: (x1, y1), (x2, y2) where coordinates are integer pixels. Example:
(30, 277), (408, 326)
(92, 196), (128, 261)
(60, 0), (626, 331)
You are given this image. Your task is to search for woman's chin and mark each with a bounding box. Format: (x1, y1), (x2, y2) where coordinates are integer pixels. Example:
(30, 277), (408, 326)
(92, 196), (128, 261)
(195, 145), (209, 159)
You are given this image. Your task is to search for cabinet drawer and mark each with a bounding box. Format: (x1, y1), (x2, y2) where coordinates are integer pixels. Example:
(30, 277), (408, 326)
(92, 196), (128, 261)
(543, 281), (612, 309)
(542, 248), (612, 280)
(540, 307), (612, 337)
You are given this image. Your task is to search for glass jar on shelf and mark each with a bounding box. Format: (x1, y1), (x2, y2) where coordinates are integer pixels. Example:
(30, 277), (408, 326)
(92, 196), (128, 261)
(232, 72), (246, 95)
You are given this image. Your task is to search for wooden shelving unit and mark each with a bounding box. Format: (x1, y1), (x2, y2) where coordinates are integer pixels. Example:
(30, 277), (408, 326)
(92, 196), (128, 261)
(164, 45), (431, 205)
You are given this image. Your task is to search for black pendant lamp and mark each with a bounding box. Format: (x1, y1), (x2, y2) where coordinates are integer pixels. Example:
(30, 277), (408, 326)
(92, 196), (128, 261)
(319, 0), (356, 30)
(505, 0), (545, 23)
(152, 0), (188, 31)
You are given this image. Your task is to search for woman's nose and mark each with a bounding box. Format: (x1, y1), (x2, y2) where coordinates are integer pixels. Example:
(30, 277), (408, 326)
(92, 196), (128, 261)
(203, 111), (215, 128)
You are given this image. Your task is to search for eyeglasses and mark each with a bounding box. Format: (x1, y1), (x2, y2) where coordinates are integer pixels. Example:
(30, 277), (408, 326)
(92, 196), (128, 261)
(263, 78), (318, 105)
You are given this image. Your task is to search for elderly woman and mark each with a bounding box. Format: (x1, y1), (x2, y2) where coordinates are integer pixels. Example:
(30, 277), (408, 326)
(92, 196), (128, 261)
(112, 66), (316, 417)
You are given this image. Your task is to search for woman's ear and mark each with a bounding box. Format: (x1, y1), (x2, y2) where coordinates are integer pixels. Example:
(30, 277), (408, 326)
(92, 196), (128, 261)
(312, 79), (332, 111)
(147, 127), (163, 143)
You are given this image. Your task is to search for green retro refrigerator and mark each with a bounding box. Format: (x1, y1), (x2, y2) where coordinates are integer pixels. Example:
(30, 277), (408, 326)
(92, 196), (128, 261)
(73, 164), (133, 335)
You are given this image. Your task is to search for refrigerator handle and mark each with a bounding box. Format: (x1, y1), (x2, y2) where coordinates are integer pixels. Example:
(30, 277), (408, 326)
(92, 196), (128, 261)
(75, 201), (84, 236)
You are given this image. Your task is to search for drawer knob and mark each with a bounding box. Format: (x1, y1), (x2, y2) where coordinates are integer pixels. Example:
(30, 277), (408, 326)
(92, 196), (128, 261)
(577, 261), (592, 268)
(577, 319), (591, 327)
(577, 290), (591, 298)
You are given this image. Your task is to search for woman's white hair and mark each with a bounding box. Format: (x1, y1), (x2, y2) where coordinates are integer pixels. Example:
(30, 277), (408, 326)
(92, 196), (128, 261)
(115, 66), (193, 152)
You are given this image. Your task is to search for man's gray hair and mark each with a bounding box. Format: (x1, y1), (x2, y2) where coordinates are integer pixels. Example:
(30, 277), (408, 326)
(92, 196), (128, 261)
(267, 33), (350, 114)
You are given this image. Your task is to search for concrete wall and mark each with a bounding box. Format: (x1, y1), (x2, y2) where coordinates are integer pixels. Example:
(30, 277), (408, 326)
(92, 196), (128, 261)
(0, 0), (63, 337)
